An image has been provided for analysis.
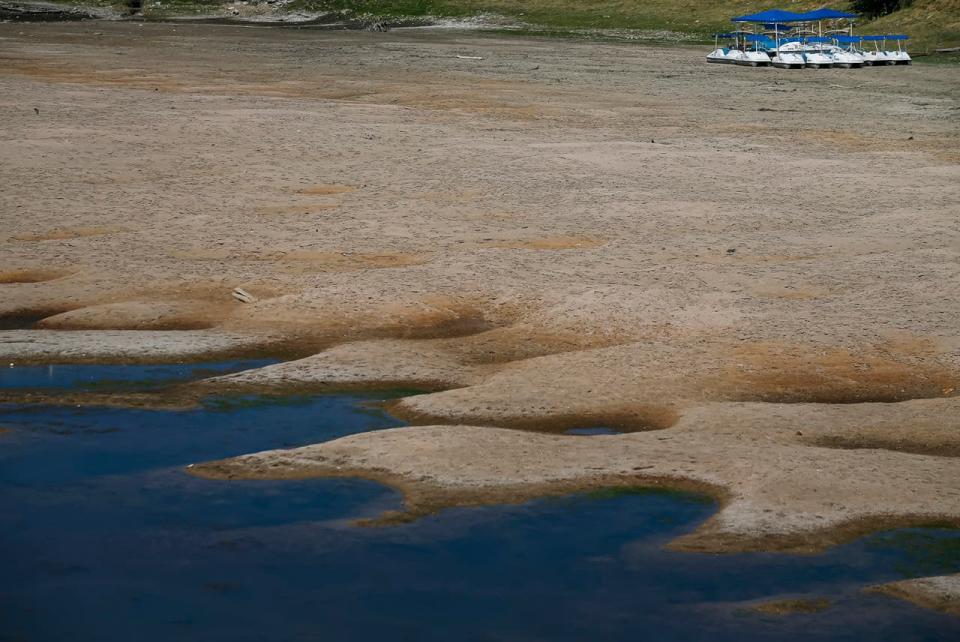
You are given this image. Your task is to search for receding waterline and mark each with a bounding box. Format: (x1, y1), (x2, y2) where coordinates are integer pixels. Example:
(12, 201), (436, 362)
(0, 359), (278, 391)
(0, 363), (957, 642)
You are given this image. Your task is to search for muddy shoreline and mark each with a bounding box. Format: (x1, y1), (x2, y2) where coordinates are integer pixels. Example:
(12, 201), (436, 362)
(1, 19), (959, 610)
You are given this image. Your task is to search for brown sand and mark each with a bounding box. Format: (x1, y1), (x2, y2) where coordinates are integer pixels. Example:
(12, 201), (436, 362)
(749, 597), (832, 615)
(870, 574), (960, 616)
(1, 21), (959, 552)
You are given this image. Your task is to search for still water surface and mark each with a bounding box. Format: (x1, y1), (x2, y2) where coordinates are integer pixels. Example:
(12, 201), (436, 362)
(1, 363), (957, 641)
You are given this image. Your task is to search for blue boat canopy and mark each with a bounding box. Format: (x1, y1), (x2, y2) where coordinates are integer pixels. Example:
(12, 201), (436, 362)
(804, 36), (833, 43)
(746, 34), (774, 42)
(861, 35), (886, 41)
(731, 9), (804, 23)
(834, 35), (862, 43)
(886, 34), (909, 40)
(796, 8), (858, 20)
(763, 23), (794, 31)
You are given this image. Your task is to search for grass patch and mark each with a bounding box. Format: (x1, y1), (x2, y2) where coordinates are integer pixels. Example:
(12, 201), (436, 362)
(288, 0), (438, 17)
(270, 0), (960, 49)
(914, 50), (960, 64)
(32, 0), (960, 49)
(858, 0), (960, 51)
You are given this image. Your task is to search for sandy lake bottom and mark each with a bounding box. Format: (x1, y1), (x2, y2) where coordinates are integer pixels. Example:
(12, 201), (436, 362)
(0, 362), (958, 641)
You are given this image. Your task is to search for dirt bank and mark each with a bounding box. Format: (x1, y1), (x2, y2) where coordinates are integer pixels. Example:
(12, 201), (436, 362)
(191, 398), (960, 553)
(870, 574), (960, 616)
(2, 21), (958, 551)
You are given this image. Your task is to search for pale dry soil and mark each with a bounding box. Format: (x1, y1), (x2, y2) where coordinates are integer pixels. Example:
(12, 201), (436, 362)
(2, 20), (960, 606)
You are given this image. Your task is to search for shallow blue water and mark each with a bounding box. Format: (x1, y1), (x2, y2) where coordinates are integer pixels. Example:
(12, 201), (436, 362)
(565, 426), (621, 436)
(1, 363), (958, 642)
(0, 360), (277, 391)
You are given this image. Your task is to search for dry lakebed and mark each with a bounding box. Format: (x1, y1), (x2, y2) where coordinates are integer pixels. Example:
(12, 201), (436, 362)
(1, 18), (959, 627)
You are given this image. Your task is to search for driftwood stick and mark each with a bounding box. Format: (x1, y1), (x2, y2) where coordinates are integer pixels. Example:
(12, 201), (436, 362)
(232, 287), (256, 304)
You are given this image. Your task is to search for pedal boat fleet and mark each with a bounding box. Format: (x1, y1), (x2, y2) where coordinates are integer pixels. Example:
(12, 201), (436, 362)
(706, 8), (912, 69)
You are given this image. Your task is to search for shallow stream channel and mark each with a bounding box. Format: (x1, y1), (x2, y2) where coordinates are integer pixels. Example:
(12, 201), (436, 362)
(1, 361), (958, 641)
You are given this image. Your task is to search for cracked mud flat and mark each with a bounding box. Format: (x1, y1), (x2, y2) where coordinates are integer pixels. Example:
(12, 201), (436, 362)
(1, 19), (959, 584)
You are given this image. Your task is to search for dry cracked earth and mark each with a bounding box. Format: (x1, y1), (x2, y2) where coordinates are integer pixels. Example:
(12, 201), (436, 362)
(1, 19), (959, 612)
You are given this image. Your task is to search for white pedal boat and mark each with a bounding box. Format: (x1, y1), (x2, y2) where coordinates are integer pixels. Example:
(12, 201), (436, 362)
(829, 36), (866, 68)
(862, 36), (896, 65)
(771, 40), (808, 68)
(887, 35), (912, 64)
(801, 37), (837, 68)
(829, 48), (865, 67)
(771, 51), (806, 69)
(707, 33), (741, 64)
(736, 35), (773, 66)
(707, 33), (771, 65)
(737, 50), (773, 66)
(707, 47), (743, 64)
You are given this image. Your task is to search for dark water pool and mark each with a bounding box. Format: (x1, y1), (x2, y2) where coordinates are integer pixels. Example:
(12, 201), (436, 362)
(565, 426), (621, 436)
(1, 363), (958, 642)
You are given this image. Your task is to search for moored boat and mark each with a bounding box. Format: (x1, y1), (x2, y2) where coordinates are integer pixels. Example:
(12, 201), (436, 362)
(736, 35), (773, 66)
(709, 7), (911, 72)
(862, 35), (896, 65)
(772, 38), (814, 68)
(887, 34), (912, 64)
(799, 37), (835, 68)
(830, 35), (866, 68)
(706, 33), (742, 64)
(730, 9), (807, 69)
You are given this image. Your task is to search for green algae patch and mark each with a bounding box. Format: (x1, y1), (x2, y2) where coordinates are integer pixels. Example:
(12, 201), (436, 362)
(866, 528), (960, 578)
(749, 597), (831, 616)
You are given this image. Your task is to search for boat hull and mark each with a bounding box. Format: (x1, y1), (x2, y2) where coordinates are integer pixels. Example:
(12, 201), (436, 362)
(864, 52), (895, 66)
(706, 48), (740, 65)
(772, 61), (804, 69)
(803, 52), (834, 69)
(830, 50), (865, 68)
(772, 53), (806, 69)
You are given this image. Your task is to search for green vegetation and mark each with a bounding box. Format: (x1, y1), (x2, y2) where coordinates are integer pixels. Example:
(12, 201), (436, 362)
(145, 0), (226, 16)
(287, 0), (958, 49)
(915, 49), (960, 62)
(288, 0), (830, 32)
(287, 0), (438, 17)
(44, 0), (960, 50)
(852, 0), (913, 18)
(859, 0), (960, 50)
(866, 527), (960, 578)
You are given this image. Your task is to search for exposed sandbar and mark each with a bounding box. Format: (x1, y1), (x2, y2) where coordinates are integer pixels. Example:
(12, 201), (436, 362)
(191, 396), (960, 553)
(0, 330), (265, 364)
(870, 574), (960, 617)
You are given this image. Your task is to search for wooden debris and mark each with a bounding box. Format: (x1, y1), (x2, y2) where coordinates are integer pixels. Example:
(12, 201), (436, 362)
(232, 287), (256, 304)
